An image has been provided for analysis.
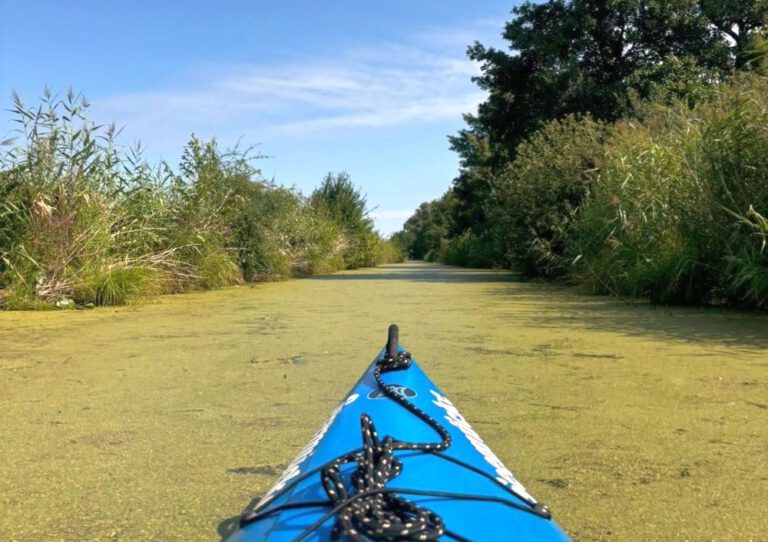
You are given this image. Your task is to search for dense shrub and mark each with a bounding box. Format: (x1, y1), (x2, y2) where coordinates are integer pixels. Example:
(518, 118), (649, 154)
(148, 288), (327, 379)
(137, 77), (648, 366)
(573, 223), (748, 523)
(0, 90), (174, 308)
(0, 90), (398, 309)
(492, 116), (606, 277)
(572, 75), (768, 307)
(440, 230), (501, 268)
(396, 194), (456, 261)
(309, 172), (402, 269)
(397, 74), (768, 309)
(377, 239), (406, 265)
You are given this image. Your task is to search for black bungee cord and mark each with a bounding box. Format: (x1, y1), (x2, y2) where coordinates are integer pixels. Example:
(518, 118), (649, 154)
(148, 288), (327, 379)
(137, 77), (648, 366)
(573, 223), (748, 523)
(313, 346), (451, 542)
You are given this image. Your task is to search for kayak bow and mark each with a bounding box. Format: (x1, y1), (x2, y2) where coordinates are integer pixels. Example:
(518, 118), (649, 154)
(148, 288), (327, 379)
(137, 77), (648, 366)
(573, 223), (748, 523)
(229, 325), (570, 541)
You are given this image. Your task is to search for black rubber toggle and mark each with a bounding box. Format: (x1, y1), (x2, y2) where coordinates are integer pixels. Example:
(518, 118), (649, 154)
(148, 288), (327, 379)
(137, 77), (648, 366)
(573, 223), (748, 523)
(386, 323), (399, 359)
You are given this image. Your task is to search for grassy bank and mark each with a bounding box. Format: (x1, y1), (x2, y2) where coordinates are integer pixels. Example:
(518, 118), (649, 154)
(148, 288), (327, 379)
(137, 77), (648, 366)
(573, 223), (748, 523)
(1, 262), (766, 541)
(0, 90), (402, 310)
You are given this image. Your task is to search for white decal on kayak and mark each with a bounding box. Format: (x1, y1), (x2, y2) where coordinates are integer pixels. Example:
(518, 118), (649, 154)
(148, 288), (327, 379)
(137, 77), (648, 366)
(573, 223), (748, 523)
(257, 393), (359, 506)
(430, 389), (537, 504)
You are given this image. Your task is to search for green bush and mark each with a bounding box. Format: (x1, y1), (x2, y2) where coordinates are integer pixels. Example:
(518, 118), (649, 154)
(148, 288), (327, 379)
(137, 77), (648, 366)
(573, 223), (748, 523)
(572, 74), (768, 307)
(309, 171), (397, 270)
(398, 194), (457, 260)
(377, 240), (406, 264)
(0, 91), (397, 309)
(192, 248), (241, 290)
(394, 73), (768, 309)
(0, 90), (177, 307)
(439, 230), (500, 268)
(76, 266), (161, 306)
(492, 116), (606, 277)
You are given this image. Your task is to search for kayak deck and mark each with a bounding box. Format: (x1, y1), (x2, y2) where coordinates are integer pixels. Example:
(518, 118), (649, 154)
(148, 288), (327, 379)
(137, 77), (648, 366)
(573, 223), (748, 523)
(230, 328), (570, 541)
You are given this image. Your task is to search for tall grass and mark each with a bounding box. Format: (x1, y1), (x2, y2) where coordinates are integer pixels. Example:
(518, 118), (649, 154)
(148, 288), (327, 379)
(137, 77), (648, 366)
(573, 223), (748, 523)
(422, 73), (768, 309)
(570, 75), (768, 307)
(0, 90), (400, 309)
(0, 89), (175, 308)
(491, 116), (607, 277)
(486, 74), (768, 308)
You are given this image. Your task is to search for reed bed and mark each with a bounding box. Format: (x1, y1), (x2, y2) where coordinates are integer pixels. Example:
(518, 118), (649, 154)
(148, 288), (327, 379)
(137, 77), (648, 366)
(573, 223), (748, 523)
(0, 90), (403, 309)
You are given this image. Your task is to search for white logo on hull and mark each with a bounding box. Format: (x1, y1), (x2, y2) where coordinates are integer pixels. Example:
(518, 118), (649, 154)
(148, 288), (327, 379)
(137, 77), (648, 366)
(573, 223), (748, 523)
(430, 389), (537, 504)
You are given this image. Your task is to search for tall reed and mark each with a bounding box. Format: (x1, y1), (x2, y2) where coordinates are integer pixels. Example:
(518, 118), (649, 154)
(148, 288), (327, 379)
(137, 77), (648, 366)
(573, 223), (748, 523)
(572, 74), (768, 307)
(0, 90), (400, 309)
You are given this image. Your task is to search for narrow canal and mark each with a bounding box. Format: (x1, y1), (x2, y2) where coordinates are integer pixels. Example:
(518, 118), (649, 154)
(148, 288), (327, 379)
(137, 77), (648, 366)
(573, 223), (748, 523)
(1, 262), (766, 541)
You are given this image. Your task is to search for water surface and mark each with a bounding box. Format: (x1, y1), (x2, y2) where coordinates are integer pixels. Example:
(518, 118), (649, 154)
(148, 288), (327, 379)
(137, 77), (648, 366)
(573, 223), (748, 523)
(1, 262), (766, 540)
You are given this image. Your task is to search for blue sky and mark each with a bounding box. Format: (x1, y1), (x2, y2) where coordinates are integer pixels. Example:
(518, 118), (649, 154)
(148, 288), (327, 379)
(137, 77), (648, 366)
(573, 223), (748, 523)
(0, 1), (517, 234)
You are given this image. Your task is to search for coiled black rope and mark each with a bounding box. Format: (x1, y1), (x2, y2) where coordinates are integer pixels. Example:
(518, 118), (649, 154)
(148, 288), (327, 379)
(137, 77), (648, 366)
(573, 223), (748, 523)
(372, 349), (452, 454)
(316, 350), (449, 541)
(321, 414), (444, 541)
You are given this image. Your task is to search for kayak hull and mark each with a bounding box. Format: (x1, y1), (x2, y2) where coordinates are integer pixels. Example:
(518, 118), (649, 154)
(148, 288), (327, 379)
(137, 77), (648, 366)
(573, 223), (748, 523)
(230, 349), (570, 541)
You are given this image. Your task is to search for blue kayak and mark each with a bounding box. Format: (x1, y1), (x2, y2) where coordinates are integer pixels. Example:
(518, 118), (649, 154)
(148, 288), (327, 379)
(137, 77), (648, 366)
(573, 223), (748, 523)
(230, 325), (570, 541)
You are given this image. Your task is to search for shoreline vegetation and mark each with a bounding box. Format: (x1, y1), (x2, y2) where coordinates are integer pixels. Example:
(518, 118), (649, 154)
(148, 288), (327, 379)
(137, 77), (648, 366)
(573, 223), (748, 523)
(0, 90), (403, 310)
(393, 2), (768, 310)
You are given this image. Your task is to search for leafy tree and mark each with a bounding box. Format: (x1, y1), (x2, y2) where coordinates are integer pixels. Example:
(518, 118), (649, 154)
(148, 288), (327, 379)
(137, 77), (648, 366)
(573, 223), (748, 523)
(310, 171), (377, 268)
(310, 172), (372, 234)
(398, 193), (456, 260)
(492, 115), (607, 277)
(448, 135), (494, 235)
(700, 0), (768, 69)
(427, 0), (768, 269)
(450, 0), (746, 169)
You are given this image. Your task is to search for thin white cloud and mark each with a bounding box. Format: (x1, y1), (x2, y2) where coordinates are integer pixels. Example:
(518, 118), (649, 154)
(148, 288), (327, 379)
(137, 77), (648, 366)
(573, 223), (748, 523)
(93, 24), (490, 144)
(408, 19), (506, 51)
(370, 210), (414, 220)
(276, 92), (486, 133)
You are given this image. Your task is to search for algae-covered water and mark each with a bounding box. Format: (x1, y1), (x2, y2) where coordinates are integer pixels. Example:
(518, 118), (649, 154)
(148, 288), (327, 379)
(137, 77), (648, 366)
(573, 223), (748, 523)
(1, 262), (767, 541)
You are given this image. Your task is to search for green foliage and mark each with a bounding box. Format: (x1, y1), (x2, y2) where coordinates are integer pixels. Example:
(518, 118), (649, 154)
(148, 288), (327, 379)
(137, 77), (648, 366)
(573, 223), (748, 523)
(309, 171), (394, 270)
(571, 74), (768, 307)
(415, 0), (768, 277)
(699, 0), (768, 70)
(723, 208), (768, 307)
(0, 91), (395, 309)
(440, 230), (500, 269)
(192, 248), (241, 290)
(625, 55), (721, 107)
(398, 194), (457, 260)
(245, 185), (347, 279)
(77, 266), (161, 306)
(450, 0), (748, 171)
(571, 102), (709, 302)
(0, 281), (57, 310)
(310, 172), (371, 234)
(747, 29), (768, 73)
(377, 240), (406, 265)
(492, 116), (607, 277)
(0, 89), (177, 307)
(396, 2), (768, 309)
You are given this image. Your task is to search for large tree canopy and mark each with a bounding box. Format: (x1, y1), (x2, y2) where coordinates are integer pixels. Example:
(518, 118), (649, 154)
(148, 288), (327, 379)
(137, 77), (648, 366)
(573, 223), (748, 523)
(444, 0), (767, 245)
(451, 0), (767, 167)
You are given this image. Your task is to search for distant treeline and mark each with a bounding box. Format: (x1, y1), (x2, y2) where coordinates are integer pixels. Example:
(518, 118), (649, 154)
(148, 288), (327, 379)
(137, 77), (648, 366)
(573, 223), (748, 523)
(0, 91), (402, 309)
(394, 0), (768, 309)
